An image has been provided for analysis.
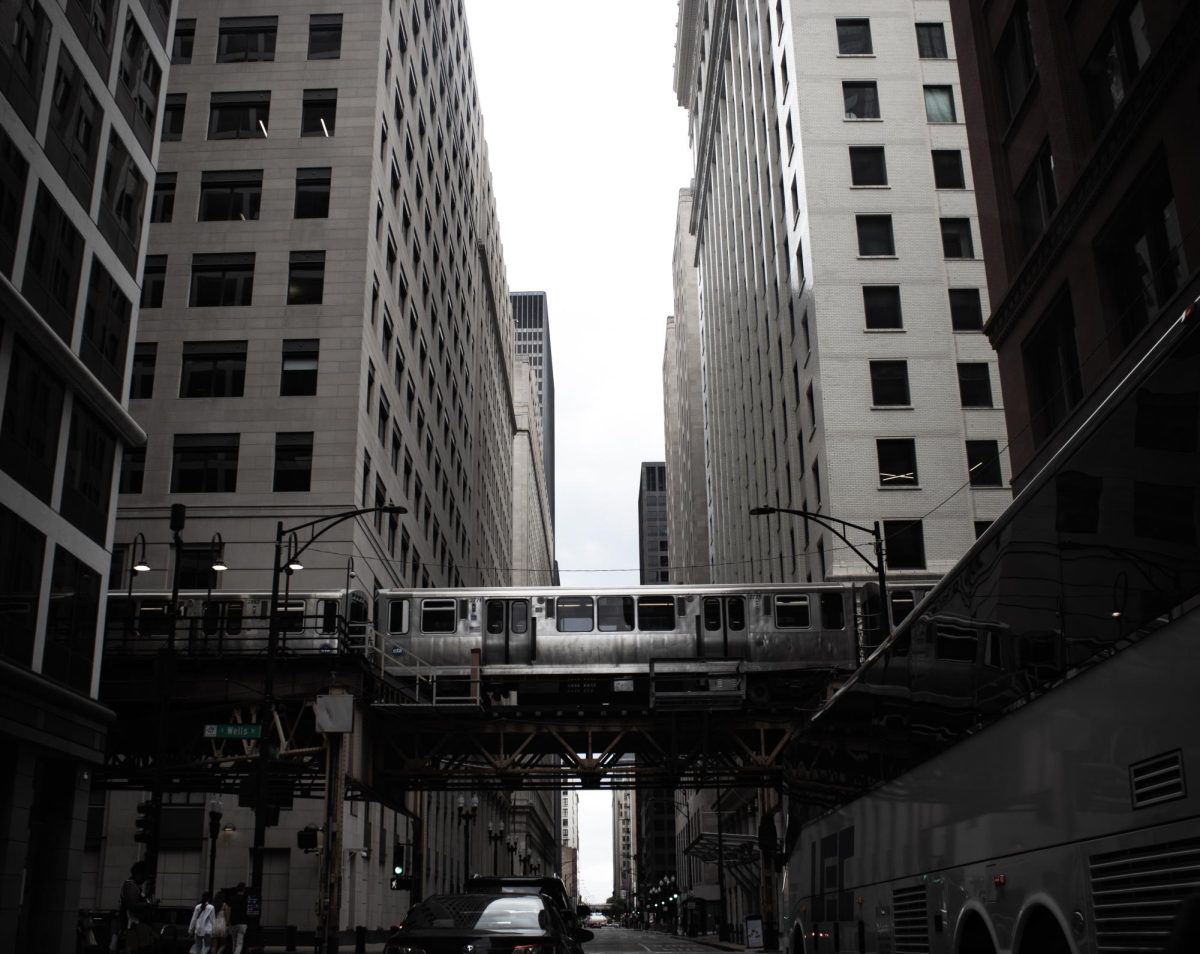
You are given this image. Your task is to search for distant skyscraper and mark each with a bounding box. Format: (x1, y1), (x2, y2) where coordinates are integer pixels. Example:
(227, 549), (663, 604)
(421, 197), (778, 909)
(512, 291), (556, 527)
(638, 462), (669, 584)
(612, 789), (638, 901)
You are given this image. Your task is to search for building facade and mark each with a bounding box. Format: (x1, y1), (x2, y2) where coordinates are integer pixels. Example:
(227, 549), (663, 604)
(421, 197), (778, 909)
(559, 788), (579, 902)
(511, 290), (555, 527)
(637, 462), (669, 584)
(612, 788), (636, 902)
(673, 0), (1007, 589)
(511, 358), (554, 585)
(949, 0), (1200, 486)
(663, 189), (711, 584)
(0, 0), (175, 949)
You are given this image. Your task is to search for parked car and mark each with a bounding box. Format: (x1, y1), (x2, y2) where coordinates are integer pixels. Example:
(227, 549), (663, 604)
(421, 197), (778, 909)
(385, 893), (594, 954)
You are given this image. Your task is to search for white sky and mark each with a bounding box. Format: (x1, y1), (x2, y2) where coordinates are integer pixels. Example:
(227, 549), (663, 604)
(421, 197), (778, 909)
(463, 0), (693, 904)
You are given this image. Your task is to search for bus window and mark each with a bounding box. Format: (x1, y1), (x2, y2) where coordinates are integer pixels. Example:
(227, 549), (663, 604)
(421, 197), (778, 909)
(510, 600), (529, 634)
(726, 597), (745, 631)
(775, 595), (811, 629)
(597, 596), (634, 632)
(821, 592), (845, 630)
(421, 598), (457, 633)
(891, 590), (916, 623)
(935, 622), (977, 662)
(703, 598), (722, 631)
(319, 599), (338, 635)
(557, 597), (594, 633)
(637, 596), (676, 631)
(387, 599), (409, 635)
(486, 600), (505, 635)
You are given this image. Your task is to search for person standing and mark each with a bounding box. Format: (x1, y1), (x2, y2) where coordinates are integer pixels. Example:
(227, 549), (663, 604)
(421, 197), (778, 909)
(188, 891), (216, 954)
(117, 862), (158, 953)
(211, 891), (231, 954)
(226, 882), (248, 954)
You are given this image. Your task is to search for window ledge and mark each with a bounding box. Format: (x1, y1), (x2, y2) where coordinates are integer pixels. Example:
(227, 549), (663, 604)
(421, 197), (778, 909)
(870, 404), (913, 411)
(858, 255), (899, 260)
(864, 328), (905, 333)
(878, 485), (921, 491)
(850, 184), (891, 190)
(844, 117), (884, 122)
(837, 53), (877, 58)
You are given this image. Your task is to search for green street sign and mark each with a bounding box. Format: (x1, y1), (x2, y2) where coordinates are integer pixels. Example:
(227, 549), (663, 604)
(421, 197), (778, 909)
(204, 724), (262, 740)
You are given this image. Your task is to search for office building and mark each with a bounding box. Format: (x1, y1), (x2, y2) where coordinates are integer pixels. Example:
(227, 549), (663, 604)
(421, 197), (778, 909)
(637, 462), (669, 584)
(612, 788), (637, 902)
(672, 0), (1007, 589)
(560, 788), (579, 902)
(0, 1), (174, 949)
(512, 358), (554, 585)
(512, 290), (555, 527)
(949, 0), (1200, 485)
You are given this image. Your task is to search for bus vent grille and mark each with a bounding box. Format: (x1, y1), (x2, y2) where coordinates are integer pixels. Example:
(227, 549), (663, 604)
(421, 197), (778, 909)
(1088, 835), (1200, 952)
(1130, 750), (1186, 809)
(891, 884), (928, 953)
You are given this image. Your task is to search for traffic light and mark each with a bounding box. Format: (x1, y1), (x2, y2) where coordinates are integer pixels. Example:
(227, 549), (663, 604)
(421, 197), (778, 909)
(297, 825), (319, 852)
(390, 842), (412, 890)
(133, 800), (159, 845)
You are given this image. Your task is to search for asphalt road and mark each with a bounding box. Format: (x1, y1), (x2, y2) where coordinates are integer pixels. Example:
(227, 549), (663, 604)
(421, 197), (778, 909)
(583, 926), (726, 954)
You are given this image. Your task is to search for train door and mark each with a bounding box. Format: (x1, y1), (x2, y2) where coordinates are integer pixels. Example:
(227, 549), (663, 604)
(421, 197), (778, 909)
(700, 596), (747, 657)
(485, 599), (531, 665)
(200, 599), (245, 650)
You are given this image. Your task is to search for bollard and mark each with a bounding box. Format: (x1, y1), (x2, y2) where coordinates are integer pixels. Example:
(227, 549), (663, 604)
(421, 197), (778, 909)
(355, 925), (367, 953)
(285, 925), (298, 952)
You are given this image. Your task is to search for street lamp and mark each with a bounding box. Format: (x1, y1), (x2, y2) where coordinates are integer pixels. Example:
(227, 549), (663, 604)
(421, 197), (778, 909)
(487, 821), (504, 874)
(124, 533), (151, 648)
(249, 504), (406, 947)
(207, 799), (223, 896)
(519, 843), (532, 875)
(458, 794), (478, 888)
(748, 505), (891, 636)
(210, 532), (228, 573)
(506, 835), (518, 875)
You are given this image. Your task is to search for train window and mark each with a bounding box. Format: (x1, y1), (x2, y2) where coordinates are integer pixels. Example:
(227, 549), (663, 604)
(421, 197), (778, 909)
(202, 600), (220, 636)
(890, 590), (916, 623)
(387, 599), (409, 635)
(280, 600), (305, 633)
(226, 602), (242, 635)
(821, 592), (845, 630)
(703, 598), (722, 631)
(935, 621), (977, 662)
(421, 598), (457, 633)
(637, 596), (676, 631)
(727, 597), (745, 631)
(775, 595), (811, 629)
(138, 601), (171, 637)
(597, 596), (634, 632)
(556, 597), (594, 632)
(510, 600), (529, 634)
(349, 597), (368, 635)
(486, 600), (505, 634)
(319, 599), (338, 634)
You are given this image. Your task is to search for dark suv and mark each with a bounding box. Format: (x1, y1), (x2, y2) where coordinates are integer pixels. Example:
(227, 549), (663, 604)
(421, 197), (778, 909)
(465, 876), (591, 935)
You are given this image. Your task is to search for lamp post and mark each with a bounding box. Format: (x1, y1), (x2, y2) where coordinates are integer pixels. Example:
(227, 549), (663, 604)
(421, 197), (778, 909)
(206, 532), (227, 618)
(519, 844), (532, 875)
(457, 794), (478, 888)
(748, 505), (891, 637)
(249, 504), (406, 949)
(207, 799), (223, 896)
(487, 821), (504, 874)
(125, 533), (151, 650)
(506, 836), (517, 875)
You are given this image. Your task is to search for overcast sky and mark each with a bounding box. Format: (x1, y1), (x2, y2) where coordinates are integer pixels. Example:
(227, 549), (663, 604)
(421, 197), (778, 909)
(463, 0), (693, 904)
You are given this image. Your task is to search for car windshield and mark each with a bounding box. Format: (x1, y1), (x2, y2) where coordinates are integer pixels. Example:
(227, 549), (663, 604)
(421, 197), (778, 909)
(404, 895), (548, 933)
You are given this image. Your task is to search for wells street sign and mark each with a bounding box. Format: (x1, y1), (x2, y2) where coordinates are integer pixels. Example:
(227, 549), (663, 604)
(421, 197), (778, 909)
(204, 724), (262, 739)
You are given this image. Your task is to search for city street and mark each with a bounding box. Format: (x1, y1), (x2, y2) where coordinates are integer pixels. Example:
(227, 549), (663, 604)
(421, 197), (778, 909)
(583, 926), (738, 954)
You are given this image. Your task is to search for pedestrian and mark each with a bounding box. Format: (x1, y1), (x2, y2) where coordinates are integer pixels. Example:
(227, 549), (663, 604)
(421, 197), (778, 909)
(188, 890), (216, 954)
(211, 891), (231, 954)
(226, 882), (248, 954)
(116, 862), (158, 954)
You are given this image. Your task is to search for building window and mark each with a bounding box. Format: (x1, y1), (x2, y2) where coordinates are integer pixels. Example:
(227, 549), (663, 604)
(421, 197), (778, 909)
(1022, 287), (1082, 446)
(940, 218), (974, 258)
(217, 16), (277, 63)
(932, 150), (965, 189)
(162, 93), (185, 140)
(98, 130), (147, 271)
(856, 215), (895, 256)
(281, 339), (319, 396)
(179, 341), (247, 398)
(1015, 142), (1058, 254)
(836, 19), (872, 55)
(997, 4), (1036, 122)
(45, 49), (100, 209)
(198, 170), (262, 221)
(294, 167), (331, 218)
(44, 546), (101, 692)
(301, 89), (337, 137)
(923, 85), (956, 123)
(949, 289), (984, 331)
(119, 445), (145, 494)
(308, 14), (343, 59)
(131, 342), (156, 398)
(117, 13), (162, 152)
(24, 183), (85, 342)
(141, 254), (166, 308)
(81, 256), (132, 399)
(863, 286), (902, 330)
(916, 22), (947, 58)
(0, 126), (27, 279)
(869, 360), (910, 406)
(190, 253), (254, 306)
(849, 146), (886, 186)
(843, 81), (880, 119)
(150, 172), (175, 222)
(957, 362), (993, 407)
(172, 18), (194, 64)
(171, 433), (240, 493)
(883, 520), (926, 569)
(287, 251), (325, 305)
(60, 402), (116, 543)
(207, 91), (270, 140)
(877, 438), (918, 487)
(1084, 1), (1150, 132)
(274, 432), (313, 492)
(966, 440), (1003, 486)
(0, 337), (64, 502)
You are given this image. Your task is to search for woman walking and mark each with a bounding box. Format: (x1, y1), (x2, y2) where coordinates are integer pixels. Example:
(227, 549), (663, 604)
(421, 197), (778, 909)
(187, 891), (216, 954)
(211, 891), (231, 954)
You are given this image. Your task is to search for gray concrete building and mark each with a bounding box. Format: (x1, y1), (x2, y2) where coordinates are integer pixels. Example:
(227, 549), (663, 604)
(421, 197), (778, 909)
(84, 0), (527, 932)
(612, 788), (636, 902)
(663, 189), (710, 584)
(511, 290), (555, 528)
(637, 462), (669, 584)
(511, 358), (554, 585)
(672, 0), (1007, 591)
(0, 0), (175, 949)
